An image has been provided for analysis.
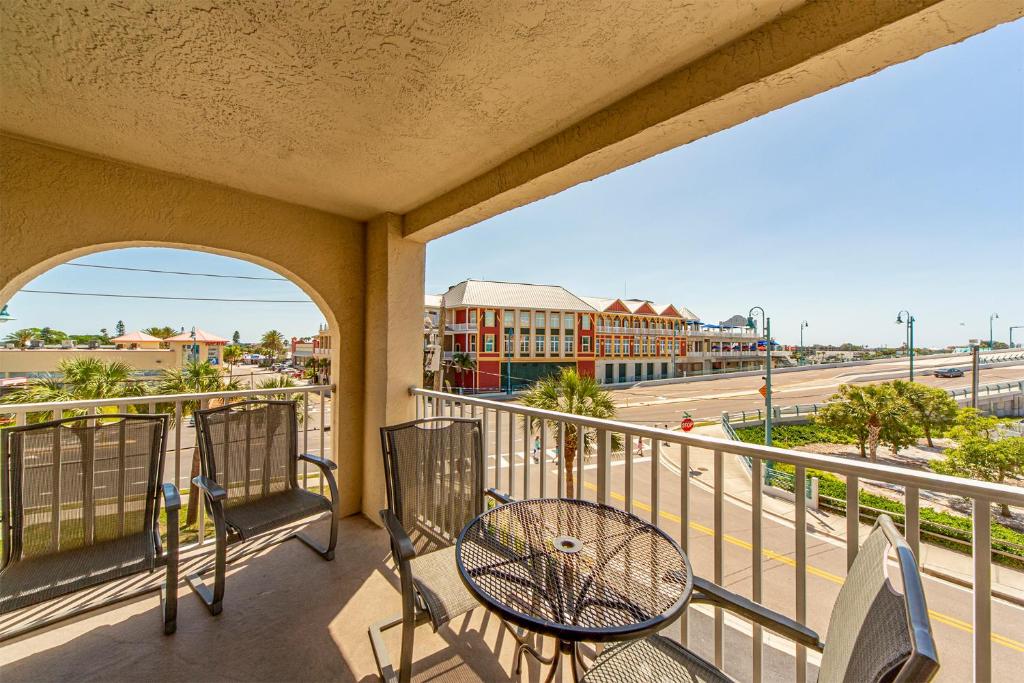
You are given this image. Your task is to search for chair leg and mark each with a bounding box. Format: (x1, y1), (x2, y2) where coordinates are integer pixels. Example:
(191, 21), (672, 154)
(369, 610), (431, 683)
(187, 504), (227, 616)
(398, 606), (416, 683)
(294, 508), (337, 560)
(162, 512), (179, 634)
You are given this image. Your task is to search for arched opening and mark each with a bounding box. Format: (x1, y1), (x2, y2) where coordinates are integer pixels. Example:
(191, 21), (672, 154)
(1, 245), (352, 525)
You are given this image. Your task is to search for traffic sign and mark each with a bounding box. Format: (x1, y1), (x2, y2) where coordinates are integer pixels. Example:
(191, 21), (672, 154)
(759, 384), (768, 398)
(680, 417), (694, 432)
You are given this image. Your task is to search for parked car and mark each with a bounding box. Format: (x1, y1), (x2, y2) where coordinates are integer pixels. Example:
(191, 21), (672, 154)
(934, 367), (964, 378)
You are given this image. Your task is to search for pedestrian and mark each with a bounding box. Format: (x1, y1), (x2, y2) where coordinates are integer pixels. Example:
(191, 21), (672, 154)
(532, 435), (542, 462)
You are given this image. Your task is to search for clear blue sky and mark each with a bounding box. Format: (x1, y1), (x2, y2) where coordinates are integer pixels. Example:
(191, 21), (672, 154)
(6, 21), (1022, 347)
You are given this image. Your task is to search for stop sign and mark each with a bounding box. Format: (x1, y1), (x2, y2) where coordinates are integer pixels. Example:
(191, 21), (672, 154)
(680, 417), (695, 432)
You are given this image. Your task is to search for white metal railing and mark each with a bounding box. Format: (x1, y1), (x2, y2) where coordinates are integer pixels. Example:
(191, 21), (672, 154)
(411, 387), (1023, 683)
(0, 384), (333, 550)
(446, 323), (478, 333)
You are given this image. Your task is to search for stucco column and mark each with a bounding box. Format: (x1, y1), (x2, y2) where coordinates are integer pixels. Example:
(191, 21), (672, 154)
(362, 213), (425, 522)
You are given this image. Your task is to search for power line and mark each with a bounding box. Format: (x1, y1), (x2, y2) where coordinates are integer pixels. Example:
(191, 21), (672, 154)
(63, 262), (290, 281)
(20, 289), (315, 304)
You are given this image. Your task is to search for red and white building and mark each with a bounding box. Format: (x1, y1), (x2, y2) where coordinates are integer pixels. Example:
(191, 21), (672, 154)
(431, 279), (767, 392)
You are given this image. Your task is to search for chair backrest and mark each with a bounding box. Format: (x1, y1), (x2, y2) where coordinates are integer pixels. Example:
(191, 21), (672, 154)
(380, 418), (484, 553)
(1, 413), (168, 568)
(818, 515), (939, 683)
(195, 400), (299, 509)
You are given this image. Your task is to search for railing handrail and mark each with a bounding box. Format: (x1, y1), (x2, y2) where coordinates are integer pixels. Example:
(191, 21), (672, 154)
(411, 387), (1024, 506)
(0, 383), (333, 412)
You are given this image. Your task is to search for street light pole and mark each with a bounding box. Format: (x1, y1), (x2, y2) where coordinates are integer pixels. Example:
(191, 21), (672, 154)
(799, 320), (809, 365)
(989, 312), (999, 350)
(896, 311), (915, 382)
(1011, 325), (1024, 349)
(747, 307), (771, 446)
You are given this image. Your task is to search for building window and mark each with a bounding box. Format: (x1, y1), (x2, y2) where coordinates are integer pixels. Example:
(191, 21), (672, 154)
(503, 310), (514, 327)
(582, 315), (591, 330)
(455, 342), (461, 352)
(614, 338), (621, 355)
(551, 336), (559, 353)
(536, 334), (545, 354)
(481, 335), (493, 352)
(534, 311), (545, 328)
(580, 336), (589, 353)
(503, 334), (512, 354)
(565, 336), (575, 354)
(550, 312), (560, 329)
(484, 309), (495, 327)
(469, 309), (478, 325)
(520, 311), (530, 327)
(470, 335), (477, 352)
(565, 313), (575, 330)
(520, 335), (530, 354)
(642, 338), (648, 354)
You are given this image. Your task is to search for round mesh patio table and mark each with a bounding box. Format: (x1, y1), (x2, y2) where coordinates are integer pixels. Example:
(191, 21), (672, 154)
(456, 498), (692, 681)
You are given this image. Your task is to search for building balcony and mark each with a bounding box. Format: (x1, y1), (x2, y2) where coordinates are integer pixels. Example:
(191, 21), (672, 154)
(2, 388), (1020, 682)
(445, 323), (478, 333)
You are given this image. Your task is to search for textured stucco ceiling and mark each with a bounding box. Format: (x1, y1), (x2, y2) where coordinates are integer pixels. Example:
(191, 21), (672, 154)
(0, 0), (805, 221)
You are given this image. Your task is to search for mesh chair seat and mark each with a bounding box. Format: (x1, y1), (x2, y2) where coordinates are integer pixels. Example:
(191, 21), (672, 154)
(0, 532), (153, 614)
(410, 545), (479, 629)
(223, 488), (331, 540)
(582, 635), (733, 683)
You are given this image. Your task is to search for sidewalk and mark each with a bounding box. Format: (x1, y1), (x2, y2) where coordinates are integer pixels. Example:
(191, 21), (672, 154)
(662, 424), (1024, 604)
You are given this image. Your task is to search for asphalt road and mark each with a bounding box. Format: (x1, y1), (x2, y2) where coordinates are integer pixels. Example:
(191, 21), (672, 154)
(610, 358), (1024, 426)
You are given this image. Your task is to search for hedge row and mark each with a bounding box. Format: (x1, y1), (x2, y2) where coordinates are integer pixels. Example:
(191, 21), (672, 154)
(734, 423), (858, 449)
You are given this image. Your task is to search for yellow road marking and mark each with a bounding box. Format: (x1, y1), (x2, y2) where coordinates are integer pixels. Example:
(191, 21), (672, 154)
(583, 482), (1024, 653)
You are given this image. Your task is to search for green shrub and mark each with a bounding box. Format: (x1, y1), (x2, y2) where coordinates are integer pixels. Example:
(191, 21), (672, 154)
(734, 423), (857, 449)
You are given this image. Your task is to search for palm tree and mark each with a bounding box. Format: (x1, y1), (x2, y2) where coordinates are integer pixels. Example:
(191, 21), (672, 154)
(520, 368), (617, 497)
(259, 330), (287, 361)
(447, 352), (477, 391)
(142, 326), (176, 339)
(222, 344), (243, 369)
(4, 328), (37, 349)
(7, 357), (148, 419)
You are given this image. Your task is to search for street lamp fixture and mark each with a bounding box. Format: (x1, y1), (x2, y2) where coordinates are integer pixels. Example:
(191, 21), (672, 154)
(989, 312), (999, 350)
(896, 310), (915, 382)
(799, 320), (809, 365)
(0, 304), (14, 324)
(747, 307), (772, 446)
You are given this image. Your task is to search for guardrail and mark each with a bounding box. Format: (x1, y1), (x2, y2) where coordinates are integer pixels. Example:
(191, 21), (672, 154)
(412, 387), (1023, 682)
(0, 384), (333, 549)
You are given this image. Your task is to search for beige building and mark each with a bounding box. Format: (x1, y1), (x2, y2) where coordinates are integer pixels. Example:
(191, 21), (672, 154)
(2, 1), (1017, 523)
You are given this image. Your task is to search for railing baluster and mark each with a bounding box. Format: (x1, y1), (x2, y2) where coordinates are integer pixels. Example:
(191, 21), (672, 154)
(539, 419), (547, 499)
(795, 465), (807, 683)
(508, 411), (516, 499)
(846, 474), (859, 568)
(624, 433), (634, 515)
(596, 429), (610, 505)
(495, 409), (503, 493)
(751, 454), (763, 683)
(679, 443), (690, 647)
(302, 391), (310, 489)
(713, 448), (724, 669)
(973, 497), (992, 682)
(523, 410), (531, 499)
(557, 422), (566, 498)
(576, 427), (585, 500)
(905, 485), (920, 560)
(174, 399), (183, 491)
(650, 438), (660, 527)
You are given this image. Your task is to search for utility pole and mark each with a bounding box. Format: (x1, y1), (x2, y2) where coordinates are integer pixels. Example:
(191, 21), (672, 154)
(748, 307), (771, 446)
(989, 312), (999, 349)
(896, 311), (915, 382)
(433, 298), (446, 392)
(971, 343), (980, 409)
(799, 320), (809, 365)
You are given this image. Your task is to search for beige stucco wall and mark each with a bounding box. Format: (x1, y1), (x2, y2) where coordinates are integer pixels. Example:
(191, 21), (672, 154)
(0, 135), (368, 516)
(0, 348), (176, 376)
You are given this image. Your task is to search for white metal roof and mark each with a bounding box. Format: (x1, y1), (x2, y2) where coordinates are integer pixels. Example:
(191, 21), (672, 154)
(441, 280), (596, 311)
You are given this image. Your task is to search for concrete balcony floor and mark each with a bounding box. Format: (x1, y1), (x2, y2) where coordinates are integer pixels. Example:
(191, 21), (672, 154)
(0, 516), (527, 683)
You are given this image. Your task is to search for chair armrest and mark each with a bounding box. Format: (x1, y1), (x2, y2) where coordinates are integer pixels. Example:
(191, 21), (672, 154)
(192, 475), (228, 502)
(485, 488), (513, 505)
(691, 576), (824, 651)
(161, 483), (182, 512)
(299, 453), (338, 471)
(380, 509), (416, 563)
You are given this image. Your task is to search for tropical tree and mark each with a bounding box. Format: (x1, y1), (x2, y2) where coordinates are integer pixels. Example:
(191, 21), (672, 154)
(447, 352), (477, 390)
(37, 327), (68, 345)
(4, 328), (37, 348)
(6, 357), (148, 418)
(232, 330), (241, 344)
(816, 383), (911, 459)
(892, 380), (959, 447)
(222, 344), (243, 367)
(115, 320), (126, 337)
(520, 368), (617, 497)
(142, 326), (176, 339)
(158, 360), (242, 400)
(259, 330), (287, 361)
(932, 409), (1024, 516)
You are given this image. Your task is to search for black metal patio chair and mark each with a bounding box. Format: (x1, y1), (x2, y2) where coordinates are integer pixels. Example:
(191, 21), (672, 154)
(581, 514), (939, 683)
(188, 399), (338, 615)
(369, 417), (512, 683)
(0, 413), (179, 640)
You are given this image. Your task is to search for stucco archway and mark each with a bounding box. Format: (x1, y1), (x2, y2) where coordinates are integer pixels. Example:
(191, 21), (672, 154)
(1, 136), (368, 516)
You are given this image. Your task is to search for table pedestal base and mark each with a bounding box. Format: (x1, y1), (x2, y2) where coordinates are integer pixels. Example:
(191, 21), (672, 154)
(512, 629), (587, 683)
